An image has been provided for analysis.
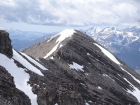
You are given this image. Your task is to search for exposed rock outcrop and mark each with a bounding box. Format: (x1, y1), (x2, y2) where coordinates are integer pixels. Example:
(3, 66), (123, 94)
(0, 30), (13, 58)
(0, 65), (31, 105)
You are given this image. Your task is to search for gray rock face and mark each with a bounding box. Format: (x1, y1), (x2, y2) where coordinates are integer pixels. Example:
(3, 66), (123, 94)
(23, 30), (140, 105)
(0, 66), (31, 105)
(0, 30), (13, 58)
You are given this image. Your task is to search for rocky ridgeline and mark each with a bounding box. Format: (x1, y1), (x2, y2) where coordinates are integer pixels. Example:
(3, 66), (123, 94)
(0, 29), (140, 105)
(0, 30), (13, 58)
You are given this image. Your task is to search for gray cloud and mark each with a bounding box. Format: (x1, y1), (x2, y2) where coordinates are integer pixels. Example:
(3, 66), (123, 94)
(0, 0), (140, 26)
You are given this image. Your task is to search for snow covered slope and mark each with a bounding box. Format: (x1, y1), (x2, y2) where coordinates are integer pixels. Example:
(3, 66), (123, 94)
(0, 49), (47, 105)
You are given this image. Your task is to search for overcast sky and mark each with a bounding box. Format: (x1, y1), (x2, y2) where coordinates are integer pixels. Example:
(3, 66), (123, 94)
(0, 0), (140, 32)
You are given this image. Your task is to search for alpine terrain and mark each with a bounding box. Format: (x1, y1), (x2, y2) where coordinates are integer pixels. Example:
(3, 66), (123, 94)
(0, 29), (140, 105)
(86, 26), (140, 71)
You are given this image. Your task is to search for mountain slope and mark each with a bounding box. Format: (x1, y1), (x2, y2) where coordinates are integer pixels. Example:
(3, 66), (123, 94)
(23, 29), (140, 105)
(0, 30), (48, 105)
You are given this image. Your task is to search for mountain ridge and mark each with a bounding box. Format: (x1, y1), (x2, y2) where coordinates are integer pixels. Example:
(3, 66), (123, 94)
(1, 29), (140, 105)
(23, 29), (140, 104)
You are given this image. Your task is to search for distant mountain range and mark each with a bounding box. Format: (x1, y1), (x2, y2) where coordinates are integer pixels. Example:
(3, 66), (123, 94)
(7, 29), (47, 40)
(86, 26), (140, 71)
(5, 29), (57, 51)
(86, 26), (140, 53)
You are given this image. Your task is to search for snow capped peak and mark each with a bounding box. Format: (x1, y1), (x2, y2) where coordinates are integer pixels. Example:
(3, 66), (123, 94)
(124, 26), (140, 31)
(124, 26), (140, 37)
(56, 29), (76, 43)
(90, 26), (101, 31)
(86, 26), (101, 34)
(101, 27), (117, 33)
(44, 29), (76, 59)
(86, 26), (140, 50)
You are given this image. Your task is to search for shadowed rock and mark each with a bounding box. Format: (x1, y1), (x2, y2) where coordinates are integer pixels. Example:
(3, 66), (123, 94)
(0, 66), (31, 105)
(0, 30), (13, 58)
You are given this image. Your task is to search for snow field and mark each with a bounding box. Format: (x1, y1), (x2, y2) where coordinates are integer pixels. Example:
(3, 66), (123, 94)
(69, 62), (84, 72)
(0, 53), (38, 105)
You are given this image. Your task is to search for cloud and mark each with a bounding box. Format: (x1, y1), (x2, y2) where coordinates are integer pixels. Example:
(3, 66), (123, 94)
(0, 0), (140, 26)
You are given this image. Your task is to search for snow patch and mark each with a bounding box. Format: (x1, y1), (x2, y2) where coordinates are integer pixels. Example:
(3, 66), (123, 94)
(59, 44), (63, 48)
(50, 56), (54, 59)
(13, 49), (43, 76)
(56, 29), (75, 43)
(94, 43), (121, 65)
(85, 73), (89, 76)
(44, 29), (75, 58)
(20, 52), (47, 70)
(69, 62), (84, 72)
(80, 83), (86, 87)
(97, 86), (102, 90)
(0, 53), (37, 105)
(120, 67), (140, 84)
(124, 78), (140, 102)
(85, 102), (90, 105)
(87, 53), (91, 56)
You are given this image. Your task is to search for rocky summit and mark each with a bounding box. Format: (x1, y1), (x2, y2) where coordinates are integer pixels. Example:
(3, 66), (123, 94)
(0, 29), (140, 105)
